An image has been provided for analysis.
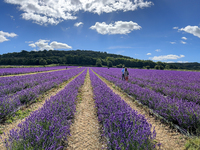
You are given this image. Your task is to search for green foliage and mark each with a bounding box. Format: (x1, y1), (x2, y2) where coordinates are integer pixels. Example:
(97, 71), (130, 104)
(107, 61), (113, 67)
(0, 130), (3, 134)
(96, 58), (102, 67)
(154, 65), (164, 70)
(185, 137), (200, 150)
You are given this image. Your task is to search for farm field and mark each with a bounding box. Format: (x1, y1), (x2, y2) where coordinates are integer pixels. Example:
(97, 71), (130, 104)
(0, 67), (199, 149)
(0, 66), (78, 76)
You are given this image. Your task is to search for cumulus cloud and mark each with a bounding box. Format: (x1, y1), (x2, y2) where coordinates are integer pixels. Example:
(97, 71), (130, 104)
(181, 41), (186, 44)
(5, 0), (153, 25)
(74, 22), (83, 27)
(150, 54), (185, 61)
(179, 25), (200, 38)
(147, 53), (151, 55)
(181, 37), (187, 40)
(90, 21), (141, 35)
(170, 42), (176, 44)
(155, 49), (161, 52)
(0, 30), (17, 43)
(28, 39), (72, 50)
(177, 61), (188, 63)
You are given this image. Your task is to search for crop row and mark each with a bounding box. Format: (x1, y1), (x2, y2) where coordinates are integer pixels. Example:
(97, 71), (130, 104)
(95, 68), (200, 104)
(93, 68), (200, 135)
(3, 69), (87, 150)
(0, 66), (77, 76)
(0, 68), (85, 120)
(90, 69), (156, 149)
(0, 68), (78, 97)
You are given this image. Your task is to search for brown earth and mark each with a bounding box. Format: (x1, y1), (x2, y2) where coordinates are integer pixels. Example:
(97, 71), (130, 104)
(93, 70), (187, 150)
(67, 69), (104, 150)
(0, 70), (84, 149)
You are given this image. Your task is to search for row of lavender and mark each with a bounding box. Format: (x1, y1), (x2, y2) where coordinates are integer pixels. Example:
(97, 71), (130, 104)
(93, 68), (200, 135)
(0, 68), (78, 97)
(90, 69), (156, 149)
(0, 68), (85, 120)
(0, 66), (77, 76)
(3, 70), (87, 150)
(95, 68), (200, 104)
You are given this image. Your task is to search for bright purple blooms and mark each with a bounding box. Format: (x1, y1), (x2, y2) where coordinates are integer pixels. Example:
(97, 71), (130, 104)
(0, 68), (84, 120)
(93, 67), (200, 135)
(4, 69), (87, 150)
(90, 69), (156, 149)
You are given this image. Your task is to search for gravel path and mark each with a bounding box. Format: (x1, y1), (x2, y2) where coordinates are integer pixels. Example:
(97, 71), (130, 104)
(67, 69), (103, 150)
(93, 70), (187, 150)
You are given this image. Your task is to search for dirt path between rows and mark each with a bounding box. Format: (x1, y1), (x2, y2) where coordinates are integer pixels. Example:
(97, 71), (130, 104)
(0, 68), (66, 77)
(67, 69), (104, 150)
(93, 70), (187, 150)
(0, 70), (84, 150)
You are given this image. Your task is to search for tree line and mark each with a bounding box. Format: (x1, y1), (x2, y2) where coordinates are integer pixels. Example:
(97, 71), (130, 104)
(0, 50), (199, 70)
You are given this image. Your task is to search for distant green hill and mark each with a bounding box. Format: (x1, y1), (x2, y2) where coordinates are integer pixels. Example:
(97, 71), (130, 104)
(0, 50), (199, 70)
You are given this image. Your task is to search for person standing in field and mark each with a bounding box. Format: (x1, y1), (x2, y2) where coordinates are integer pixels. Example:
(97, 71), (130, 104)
(124, 67), (129, 81)
(121, 66), (125, 80)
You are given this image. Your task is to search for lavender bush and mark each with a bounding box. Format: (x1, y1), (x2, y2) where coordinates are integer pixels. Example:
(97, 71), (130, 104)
(0, 68), (85, 120)
(90, 69), (156, 149)
(93, 68), (200, 135)
(4, 69), (87, 150)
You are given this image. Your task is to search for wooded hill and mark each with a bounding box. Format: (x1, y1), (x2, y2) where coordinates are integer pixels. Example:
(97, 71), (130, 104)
(0, 50), (200, 70)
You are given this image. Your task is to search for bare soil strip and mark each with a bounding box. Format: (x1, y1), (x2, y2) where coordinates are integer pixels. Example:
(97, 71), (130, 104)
(93, 70), (187, 150)
(0, 68), (66, 77)
(67, 69), (103, 150)
(0, 70), (85, 149)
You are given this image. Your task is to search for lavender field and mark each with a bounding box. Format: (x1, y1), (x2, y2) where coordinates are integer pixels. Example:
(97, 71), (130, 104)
(0, 66), (77, 76)
(1, 66), (199, 149)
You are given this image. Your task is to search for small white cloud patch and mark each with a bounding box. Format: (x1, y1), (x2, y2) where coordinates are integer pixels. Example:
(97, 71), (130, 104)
(181, 37), (187, 40)
(181, 41), (186, 44)
(170, 42), (176, 44)
(74, 22), (83, 27)
(147, 53), (151, 55)
(150, 54), (185, 61)
(90, 21), (141, 35)
(155, 49), (161, 52)
(0, 30), (17, 43)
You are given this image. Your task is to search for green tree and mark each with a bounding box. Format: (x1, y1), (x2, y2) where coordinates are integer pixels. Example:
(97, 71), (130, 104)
(96, 58), (102, 67)
(39, 58), (47, 65)
(107, 61), (113, 67)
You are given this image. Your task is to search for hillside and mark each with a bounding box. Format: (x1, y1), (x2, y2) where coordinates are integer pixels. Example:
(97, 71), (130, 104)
(0, 50), (200, 70)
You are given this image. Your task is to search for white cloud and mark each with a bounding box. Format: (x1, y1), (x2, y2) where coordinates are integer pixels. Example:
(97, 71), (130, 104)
(5, 0), (153, 25)
(155, 49), (161, 52)
(28, 39), (72, 50)
(181, 37), (187, 40)
(90, 21), (141, 35)
(147, 53), (151, 55)
(181, 41), (186, 44)
(0, 30), (17, 43)
(50, 41), (72, 49)
(179, 25), (200, 38)
(150, 54), (185, 61)
(173, 27), (178, 29)
(170, 42), (176, 44)
(29, 43), (36, 47)
(74, 22), (83, 27)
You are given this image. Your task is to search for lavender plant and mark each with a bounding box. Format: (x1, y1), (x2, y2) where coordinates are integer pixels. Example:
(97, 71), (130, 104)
(0, 68), (85, 120)
(93, 68), (200, 135)
(4, 69), (87, 150)
(90, 69), (156, 149)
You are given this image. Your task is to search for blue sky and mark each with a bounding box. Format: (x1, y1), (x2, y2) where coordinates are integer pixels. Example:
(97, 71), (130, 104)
(0, 0), (200, 63)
